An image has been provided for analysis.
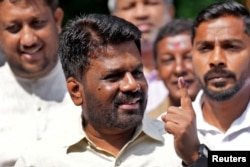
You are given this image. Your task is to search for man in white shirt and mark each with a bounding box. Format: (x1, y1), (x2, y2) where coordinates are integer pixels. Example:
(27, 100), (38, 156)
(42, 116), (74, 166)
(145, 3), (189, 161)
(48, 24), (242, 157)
(0, 0), (80, 166)
(162, 1), (250, 166)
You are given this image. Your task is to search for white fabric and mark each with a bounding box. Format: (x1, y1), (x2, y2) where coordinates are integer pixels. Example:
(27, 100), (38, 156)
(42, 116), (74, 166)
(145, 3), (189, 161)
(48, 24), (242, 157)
(194, 90), (250, 150)
(14, 117), (183, 167)
(145, 70), (168, 113)
(0, 61), (81, 167)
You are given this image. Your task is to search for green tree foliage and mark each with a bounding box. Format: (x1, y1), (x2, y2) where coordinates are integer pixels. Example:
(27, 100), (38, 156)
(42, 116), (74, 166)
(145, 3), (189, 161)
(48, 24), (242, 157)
(60, 0), (243, 25)
(174, 0), (242, 19)
(60, 0), (109, 25)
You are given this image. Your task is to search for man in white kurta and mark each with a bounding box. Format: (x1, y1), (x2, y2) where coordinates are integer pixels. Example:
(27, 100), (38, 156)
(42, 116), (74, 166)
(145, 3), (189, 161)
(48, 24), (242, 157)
(0, 61), (81, 167)
(0, 0), (81, 166)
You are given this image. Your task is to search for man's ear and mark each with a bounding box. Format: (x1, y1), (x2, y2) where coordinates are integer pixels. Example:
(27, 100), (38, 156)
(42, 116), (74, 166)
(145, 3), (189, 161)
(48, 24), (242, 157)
(53, 7), (64, 34)
(67, 77), (83, 106)
(167, 4), (175, 19)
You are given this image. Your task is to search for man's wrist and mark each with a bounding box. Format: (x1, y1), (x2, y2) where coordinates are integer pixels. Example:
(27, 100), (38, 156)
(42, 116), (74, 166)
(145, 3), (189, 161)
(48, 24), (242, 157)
(182, 144), (209, 167)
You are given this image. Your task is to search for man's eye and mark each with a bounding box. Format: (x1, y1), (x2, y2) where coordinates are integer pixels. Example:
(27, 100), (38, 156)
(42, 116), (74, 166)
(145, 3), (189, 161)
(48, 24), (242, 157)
(6, 24), (21, 33)
(121, 3), (135, 10)
(225, 44), (241, 51)
(161, 57), (174, 65)
(105, 74), (122, 82)
(31, 20), (46, 29)
(133, 70), (144, 78)
(197, 46), (212, 53)
(184, 54), (192, 61)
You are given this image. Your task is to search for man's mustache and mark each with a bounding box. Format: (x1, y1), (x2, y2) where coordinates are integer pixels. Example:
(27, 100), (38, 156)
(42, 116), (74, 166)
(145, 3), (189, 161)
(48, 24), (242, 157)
(204, 67), (236, 82)
(114, 91), (144, 105)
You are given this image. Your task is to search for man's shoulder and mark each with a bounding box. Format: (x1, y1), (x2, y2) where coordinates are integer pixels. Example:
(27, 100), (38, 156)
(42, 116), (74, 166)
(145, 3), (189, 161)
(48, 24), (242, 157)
(0, 64), (21, 101)
(14, 139), (69, 167)
(0, 63), (16, 82)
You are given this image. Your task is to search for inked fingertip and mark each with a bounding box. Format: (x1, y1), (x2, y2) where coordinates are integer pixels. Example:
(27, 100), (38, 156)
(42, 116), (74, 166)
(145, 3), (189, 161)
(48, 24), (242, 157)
(178, 77), (186, 87)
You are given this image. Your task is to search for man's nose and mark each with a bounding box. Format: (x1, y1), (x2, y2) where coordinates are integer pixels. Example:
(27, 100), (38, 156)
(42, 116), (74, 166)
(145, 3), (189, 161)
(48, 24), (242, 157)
(209, 47), (227, 68)
(20, 26), (38, 48)
(120, 72), (140, 92)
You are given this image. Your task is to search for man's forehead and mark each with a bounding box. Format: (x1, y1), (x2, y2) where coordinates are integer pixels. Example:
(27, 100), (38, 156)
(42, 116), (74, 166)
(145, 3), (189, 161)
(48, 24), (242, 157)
(106, 42), (138, 54)
(195, 17), (246, 42)
(162, 34), (191, 49)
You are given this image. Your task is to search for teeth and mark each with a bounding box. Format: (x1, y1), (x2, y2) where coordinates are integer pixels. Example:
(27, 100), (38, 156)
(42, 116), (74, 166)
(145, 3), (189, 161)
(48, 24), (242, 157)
(23, 48), (40, 54)
(29, 49), (39, 54)
(128, 98), (140, 104)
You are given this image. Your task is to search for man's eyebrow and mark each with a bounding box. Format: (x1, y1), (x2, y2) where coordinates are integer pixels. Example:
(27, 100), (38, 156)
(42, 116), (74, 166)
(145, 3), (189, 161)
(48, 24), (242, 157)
(195, 38), (244, 45)
(221, 39), (244, 44)
(195, 40), (212, 46)
(106, 68), (123, 74)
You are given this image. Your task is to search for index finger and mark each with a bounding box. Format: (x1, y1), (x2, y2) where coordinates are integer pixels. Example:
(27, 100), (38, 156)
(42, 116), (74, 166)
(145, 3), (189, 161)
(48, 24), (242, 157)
(178, 77), (193, 110)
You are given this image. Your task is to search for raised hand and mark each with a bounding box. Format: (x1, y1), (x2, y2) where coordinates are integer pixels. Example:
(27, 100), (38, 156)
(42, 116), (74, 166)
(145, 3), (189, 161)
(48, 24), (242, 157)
(161, 76), (200, 165)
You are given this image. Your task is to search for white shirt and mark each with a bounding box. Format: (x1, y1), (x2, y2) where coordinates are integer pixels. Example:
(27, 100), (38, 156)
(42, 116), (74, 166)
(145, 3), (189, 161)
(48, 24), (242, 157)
(144, 70), (168, 113)
(14, 117), (182, 167)
(194, 90), (250, 150)
(0, 61), (81, 167)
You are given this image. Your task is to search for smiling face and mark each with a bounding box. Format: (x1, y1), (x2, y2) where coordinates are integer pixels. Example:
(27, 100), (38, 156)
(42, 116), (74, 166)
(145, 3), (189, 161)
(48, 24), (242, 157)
(0, 0), (63, 79)
(192, 16), (250, 101)
(156, 33), (200, 105)
(113, 0), (174, 43)
(71, 41), (148, 130)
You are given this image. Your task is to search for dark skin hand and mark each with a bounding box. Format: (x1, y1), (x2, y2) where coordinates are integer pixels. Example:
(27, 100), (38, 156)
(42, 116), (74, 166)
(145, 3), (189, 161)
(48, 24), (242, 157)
(162, 77), (200, 165)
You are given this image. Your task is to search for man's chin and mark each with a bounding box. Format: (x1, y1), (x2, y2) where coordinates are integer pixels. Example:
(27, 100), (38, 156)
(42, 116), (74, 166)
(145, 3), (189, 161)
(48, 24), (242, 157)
(204, 85), (240, 101)
(141, 33), (156, 43)
(141, 40), (154, 52)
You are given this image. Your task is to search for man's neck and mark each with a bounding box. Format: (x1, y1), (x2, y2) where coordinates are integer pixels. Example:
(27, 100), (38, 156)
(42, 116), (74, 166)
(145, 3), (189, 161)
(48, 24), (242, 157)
(141, 41), (155, 76)
(202, 86), (250, 132)
(84, 125), (136, 156)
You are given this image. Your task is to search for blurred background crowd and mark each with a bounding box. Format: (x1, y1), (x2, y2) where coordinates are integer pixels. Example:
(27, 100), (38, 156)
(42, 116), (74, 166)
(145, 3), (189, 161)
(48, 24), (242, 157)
(60, 0), (246, 25)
